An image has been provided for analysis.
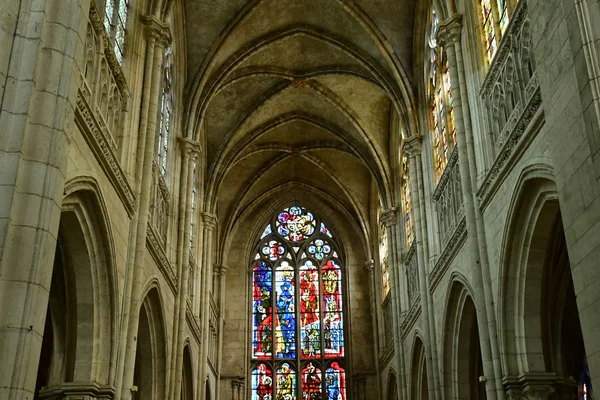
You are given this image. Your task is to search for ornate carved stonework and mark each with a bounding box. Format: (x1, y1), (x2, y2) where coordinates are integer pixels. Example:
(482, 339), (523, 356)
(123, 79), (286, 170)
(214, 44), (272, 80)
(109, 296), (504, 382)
(186, 304), (202, 345)
(146, 223), (178, 293)
(429, 216), (467, 292)
(75, 90), (136, 216)
(400, 294), (421, 339)
(381, 207), (398, 228)
(202, 212), (218, 230)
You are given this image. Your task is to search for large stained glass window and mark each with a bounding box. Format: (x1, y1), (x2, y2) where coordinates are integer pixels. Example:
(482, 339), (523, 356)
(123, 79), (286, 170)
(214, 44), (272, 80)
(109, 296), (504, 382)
(428, 10), (457, 181)
(158, 46), (173, 176)
(251, 206), (347, 400)
(103, 0), (129, 63)
(378, 204), (390, 299)
(478, 0), (519, 63)
(401, 155), (414, 247)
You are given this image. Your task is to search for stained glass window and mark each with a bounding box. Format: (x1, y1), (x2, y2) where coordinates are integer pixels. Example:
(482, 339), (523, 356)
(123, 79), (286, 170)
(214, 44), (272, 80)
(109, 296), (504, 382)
(379, 214), (390, 299)
(190, 161), (197, 249)
(402, 155), (414, 247)
(428, 10), (457, 181)
(251, 206), (347, 400)
(481, 0), (497, 61)
(157, 46), (173, 176)
(103, 0), (129, 64)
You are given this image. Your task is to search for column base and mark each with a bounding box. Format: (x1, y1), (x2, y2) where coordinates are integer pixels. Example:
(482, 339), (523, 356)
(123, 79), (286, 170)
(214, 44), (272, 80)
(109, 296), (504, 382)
(39, 382), (115, 400)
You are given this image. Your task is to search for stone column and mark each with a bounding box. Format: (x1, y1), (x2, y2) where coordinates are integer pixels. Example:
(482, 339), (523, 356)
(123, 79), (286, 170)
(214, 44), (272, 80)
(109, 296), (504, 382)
(198, 212), (218, 400)
(170, 138), (201, 400)
(381, 209), (408, 399)
(0, 0), (89, 398)
(363, 260), (382, 399)
(118, 18), (170, 400)
(438, 16), (502, 400)
(404, 135), (441, 399)
(214, 264), (228, 400)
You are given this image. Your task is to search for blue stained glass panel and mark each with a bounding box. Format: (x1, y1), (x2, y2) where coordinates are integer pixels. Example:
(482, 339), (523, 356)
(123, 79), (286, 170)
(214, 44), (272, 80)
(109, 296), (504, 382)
(325, 362), (346, 400)
(276, 262), (296, 358)
(253, 261), (273, 359)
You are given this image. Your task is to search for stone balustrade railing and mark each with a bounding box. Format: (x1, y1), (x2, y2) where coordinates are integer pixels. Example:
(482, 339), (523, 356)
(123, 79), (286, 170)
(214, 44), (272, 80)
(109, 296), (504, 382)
(478, 0), (543, 204)
(433, 147), (464, 246)
(404, 241), (419, 307)
(150, 161), (170, 245)
(81, 1), (129, 152)
(481, 0), (538, 150)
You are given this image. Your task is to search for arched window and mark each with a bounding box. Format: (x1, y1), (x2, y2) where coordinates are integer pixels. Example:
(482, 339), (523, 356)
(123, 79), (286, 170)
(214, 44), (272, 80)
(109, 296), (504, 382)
(428, 11), (456, 181)
(189, 161), (197, 249)
(379, 212), (390, 299)
(157, 46), (173, 176)
(478, 0), (518, 62)
(401, 154), (414, 247)
(103, 0), (129, 63)
(251, 206), (348, 400)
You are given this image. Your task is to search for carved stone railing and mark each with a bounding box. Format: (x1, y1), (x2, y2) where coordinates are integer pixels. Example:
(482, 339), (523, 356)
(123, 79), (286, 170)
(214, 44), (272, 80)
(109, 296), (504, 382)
(404, 241), (419, 307)
(81, 1), (129, 152)
(400, 294), (421, 340)
(478, 0), (544, 205)
(186, 303), (202, 345)
(207, 294), (219, 368)
(382, 295), (394, 348)
(433, 147), (464, 246)
(150, 161), (170, 244)
(146, 223), (178, 293)
(187, 257), (196, 302)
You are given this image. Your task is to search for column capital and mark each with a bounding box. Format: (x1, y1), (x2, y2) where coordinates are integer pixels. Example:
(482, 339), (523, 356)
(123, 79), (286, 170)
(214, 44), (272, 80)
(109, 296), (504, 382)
(364, 260), (375, 274)
(201, 212), (218, 230)
(213, 264), (229, 277)
(142, 15), (171, 45)
(178, 137), (202, 159)
(381, 208), (398, 227)
(403, 135), (422, 157)
(437, 13), (463, 46)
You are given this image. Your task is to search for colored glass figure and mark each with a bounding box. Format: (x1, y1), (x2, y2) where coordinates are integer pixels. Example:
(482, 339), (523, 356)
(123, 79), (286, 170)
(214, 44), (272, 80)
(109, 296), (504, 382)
(320, 223), (332, 238)
(307, 239), (332, 260)
(300, 261), (320, 358)
(253, 262), (273, 359)
(262, 240), (286, 261)
(322, 261), (344, 357)
(443, 62), (456, 146)
(481, 0), (497, 61)
(302, 363), (322, 400)
(497, 0), (508, 33)
(277, 207), (315, 242)
(252, 363), (274, 400)
(402, 155), (413, 247)
(325, 363), (346, 400)
(276, 363), (296, 400)
(276, 262), (296, 358)
(379, 223), (390, 298)
(262, 224), (273, 239)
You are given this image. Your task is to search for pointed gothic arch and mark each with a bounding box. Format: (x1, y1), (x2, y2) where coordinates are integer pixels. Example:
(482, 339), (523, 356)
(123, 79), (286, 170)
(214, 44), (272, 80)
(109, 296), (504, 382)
(35, 182), (118, 398)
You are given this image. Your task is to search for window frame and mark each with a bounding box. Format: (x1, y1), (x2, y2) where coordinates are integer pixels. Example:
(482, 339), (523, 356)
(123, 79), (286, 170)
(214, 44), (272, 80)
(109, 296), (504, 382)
(249, 206), (350, 400)
(103, 0), (130, 64)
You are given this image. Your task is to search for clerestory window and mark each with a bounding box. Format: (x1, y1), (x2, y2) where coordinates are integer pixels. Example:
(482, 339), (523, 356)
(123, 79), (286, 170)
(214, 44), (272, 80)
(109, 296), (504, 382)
(251, 206), (347, 400)
(157, 46), (173, 176)
(103, 0), (129, 63)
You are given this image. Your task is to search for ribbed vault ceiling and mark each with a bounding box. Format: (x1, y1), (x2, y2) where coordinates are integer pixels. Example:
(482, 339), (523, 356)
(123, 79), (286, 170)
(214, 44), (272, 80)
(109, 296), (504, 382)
(183, 0), (417, 255)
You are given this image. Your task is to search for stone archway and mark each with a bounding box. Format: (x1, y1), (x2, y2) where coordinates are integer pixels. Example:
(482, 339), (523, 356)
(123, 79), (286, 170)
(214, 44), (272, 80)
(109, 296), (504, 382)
(34, 189), (116, 399)
(387, 372), (397, 400)
(500, 176), (588, 397)
(410, 337), (429, 400)
(181, 345), (194, 400)
(133, 287), (167, 400)
(442, 281), (485, 400)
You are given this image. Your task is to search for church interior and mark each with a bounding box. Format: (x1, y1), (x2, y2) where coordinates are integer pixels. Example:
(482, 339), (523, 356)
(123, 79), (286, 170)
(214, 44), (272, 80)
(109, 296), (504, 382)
(1, 0), (600, 399)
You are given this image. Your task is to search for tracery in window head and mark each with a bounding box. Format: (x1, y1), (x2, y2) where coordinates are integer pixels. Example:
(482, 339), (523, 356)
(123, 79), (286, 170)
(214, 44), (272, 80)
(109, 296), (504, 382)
(103, 0), (129, 63)
(158, 46), (173, 176)
(251, 206), (347, 400)
(428, 9), (456, 181)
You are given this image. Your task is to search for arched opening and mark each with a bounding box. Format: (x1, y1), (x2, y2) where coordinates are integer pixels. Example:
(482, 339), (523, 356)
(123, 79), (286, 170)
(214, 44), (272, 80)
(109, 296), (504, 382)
(501, 176), (589, 397)
(182, 345), (194, 400)
(34, 197), (116, 398)
(443, 283), (485, 399)
(387, 373), (397, 400)
(133, 288), (167, 400)
(411, 337), (429, 400)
